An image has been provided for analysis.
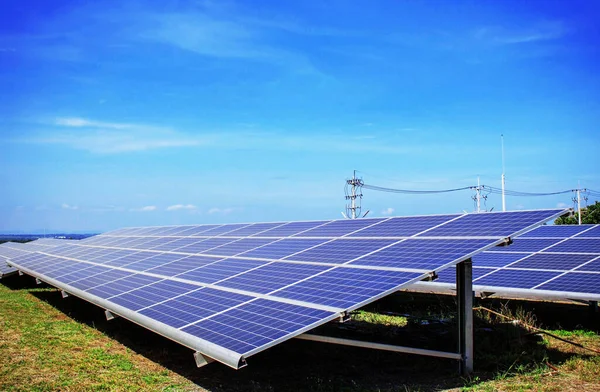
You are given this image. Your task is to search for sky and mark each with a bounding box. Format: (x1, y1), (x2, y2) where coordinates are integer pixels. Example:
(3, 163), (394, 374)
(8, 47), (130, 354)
(1, 0), (599, 233)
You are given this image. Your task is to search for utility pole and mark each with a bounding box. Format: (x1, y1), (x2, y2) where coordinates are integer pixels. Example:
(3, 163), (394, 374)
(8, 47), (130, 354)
(345, 170), (364, 219)
(476, 177), (481, 213)
(501, 134), (506, 212)
(577, 183), (582, 225)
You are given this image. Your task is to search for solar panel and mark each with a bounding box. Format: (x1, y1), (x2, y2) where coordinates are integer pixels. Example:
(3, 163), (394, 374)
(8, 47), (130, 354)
(411, 224), (600, 301)
(7, 208), (566, 368)
(0, 239), (72, 278)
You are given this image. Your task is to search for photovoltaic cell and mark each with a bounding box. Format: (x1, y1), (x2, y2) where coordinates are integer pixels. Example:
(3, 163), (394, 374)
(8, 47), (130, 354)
(546, 239), (600, 254)
(474, 269), (560, 289)
(293, 218), (386, 237)
(147, 255), (223, 276)
(520, 224), (593, 238)
(201, 238), (277, 257)
(434, 266), (496, 284)
(419, 210), (559, 237)
(510, 253), (597, 271)
(536, 273), (600, 294)
(577, 226), (600, 238)
(471, 252), (526, 267)
(348, 215), (458, 237)
(254, 221), (330, 237)
(284, 239), (398, 264)
(217, 262), (330, 294)
(238, 239), (328, 260)
(487, 238), (562, 253)
(350, 239), (495, 270)
(176, 258), (266, 284)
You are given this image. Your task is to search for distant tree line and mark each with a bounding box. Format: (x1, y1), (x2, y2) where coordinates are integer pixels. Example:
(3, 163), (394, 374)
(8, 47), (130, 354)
(555, 201), (600, 225)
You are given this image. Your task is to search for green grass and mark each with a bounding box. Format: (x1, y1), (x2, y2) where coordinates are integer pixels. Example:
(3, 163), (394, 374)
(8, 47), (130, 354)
(1, 278), (598, 391)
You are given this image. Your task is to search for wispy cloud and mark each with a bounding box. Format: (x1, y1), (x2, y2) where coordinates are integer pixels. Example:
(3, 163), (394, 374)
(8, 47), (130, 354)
(381, 207), (395, 216)
(61, 203), (79, 210)
(474, 21), (566, 45)
(208, 207), (235, 215)
(166, 204), (198, 211)
(130, 205), (157, 212)
(22, 117), (204, 153)
(55, 117), (131, 129)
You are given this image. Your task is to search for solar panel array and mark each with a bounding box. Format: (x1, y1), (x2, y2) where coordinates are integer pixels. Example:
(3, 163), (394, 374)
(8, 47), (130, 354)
(7, 209), (566, 368)
(0, 239), (71, 278)
(415, 224), (600, 301)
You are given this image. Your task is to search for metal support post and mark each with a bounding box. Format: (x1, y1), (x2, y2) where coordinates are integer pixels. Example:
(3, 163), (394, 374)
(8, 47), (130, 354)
(457, 258), (474, 375)
(35, 278), (42, 285)
(105, 310), (117, 321)
(193, 352), (215, 368)
(61, 290), (69, 298)
(590, 301), (598, 313)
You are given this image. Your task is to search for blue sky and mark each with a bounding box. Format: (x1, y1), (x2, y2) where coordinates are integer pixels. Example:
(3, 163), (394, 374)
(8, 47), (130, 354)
(1, 0), (599, 233)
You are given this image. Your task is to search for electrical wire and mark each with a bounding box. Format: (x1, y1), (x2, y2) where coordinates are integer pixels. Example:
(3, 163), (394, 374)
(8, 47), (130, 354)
(362, 184), (474, 194)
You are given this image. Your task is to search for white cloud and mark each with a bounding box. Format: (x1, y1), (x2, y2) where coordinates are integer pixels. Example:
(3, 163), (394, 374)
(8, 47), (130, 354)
(130, 205), (157, 212)
(208, 207), (235, 215)
(556, 202), (569, 208)
(24, 117), (204, 154)
(381, 207), (395, 216)
(61, 203), (79, 210)
(55, 117), (131, 129)
(166, 204), (198, 211)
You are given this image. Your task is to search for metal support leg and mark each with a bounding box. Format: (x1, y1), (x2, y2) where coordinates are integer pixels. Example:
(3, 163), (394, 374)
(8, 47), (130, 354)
(193, 352), (214, 368)
(61, 290), (69, 298)
(105, 310), (116, 321)
(457, 258), (474, 375)
(18, 271), (24, 276)
(35, 278), (42, 285)
(590, 301), (598, 314)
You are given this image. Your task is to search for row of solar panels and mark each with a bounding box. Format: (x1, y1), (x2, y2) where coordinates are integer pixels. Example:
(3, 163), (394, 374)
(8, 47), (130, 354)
(412, 224), (600, 301)
(5, 209), (568, 368)
(0, 239), (71, 278)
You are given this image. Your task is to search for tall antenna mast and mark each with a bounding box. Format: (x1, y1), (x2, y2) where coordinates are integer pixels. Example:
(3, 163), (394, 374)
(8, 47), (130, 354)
(501, 134), (506, 212)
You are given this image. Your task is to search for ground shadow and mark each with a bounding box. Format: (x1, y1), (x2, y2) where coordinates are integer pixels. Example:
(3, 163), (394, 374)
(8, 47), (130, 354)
(4, 275), (598, 391)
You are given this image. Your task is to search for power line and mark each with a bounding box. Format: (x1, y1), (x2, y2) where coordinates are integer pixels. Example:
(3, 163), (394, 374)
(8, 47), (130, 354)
(362, 183), (474, 194)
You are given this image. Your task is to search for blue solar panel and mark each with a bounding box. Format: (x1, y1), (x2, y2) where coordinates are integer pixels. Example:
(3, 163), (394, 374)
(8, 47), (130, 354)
(420, 210), (564, 237)
(201, 239), (277, 256)
(472, 252), (526, 267)
(434, 266), (495, 284)
(147, 255), (223, 276)
(350, 239), (495, 270)
(574, 257), (600, 272)
(198, 224), (252, 236)
(576, 225), (600, 238)
(124, 253), (188, 272)
(7, 208), (567, 369)
(139, 288), (253, 329)
(511, 253), (597, 270)
(110, 280), (199, 311)
(293, 218), (386, 237)
(520, 224), (593, 238)
(546, 239), (600, 254)
(217, 262), (330, 294)
(175, 238), (236, 253)
(87, 274), (161, 299)
(253, 221), (330, 237)
(176, 258), (266, 284)
(487, 238), (562, 253)
(221, 223), (286, 237)
(238, 239), (328, 259)
(348, 215), (458, 237)
(182, 299), (336, 354)
(536, 273), (600, 294)
(474, 269), (560, 289)
(285, 239), (398, 264)
(149, 237), (205, 251)
(271, 268), (422, 308)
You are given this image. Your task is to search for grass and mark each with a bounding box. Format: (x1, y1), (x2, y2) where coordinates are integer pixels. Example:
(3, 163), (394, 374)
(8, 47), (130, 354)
(0, 277), (599, 391)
